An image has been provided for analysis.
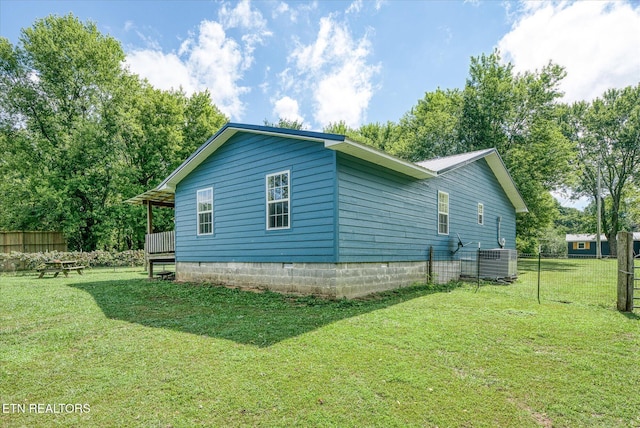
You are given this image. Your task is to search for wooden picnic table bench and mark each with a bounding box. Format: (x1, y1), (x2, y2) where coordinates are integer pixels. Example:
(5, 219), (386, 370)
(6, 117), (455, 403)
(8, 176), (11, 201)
(155, 270), (175, 280)
(37, 260), (85, 278)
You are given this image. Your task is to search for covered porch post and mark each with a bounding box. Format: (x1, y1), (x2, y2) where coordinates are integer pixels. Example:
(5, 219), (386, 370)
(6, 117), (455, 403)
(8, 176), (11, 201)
(125, 188), (175, 279)
(146, 200), (154, 278)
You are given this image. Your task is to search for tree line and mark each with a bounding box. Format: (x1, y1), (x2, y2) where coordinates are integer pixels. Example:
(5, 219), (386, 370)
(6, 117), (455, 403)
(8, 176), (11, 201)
(0, 15), (227, 251)
(1, 15), (638, 253)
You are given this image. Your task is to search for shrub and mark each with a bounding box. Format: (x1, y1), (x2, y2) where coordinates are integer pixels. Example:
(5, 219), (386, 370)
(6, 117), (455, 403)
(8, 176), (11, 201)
(0, 250), (146, 271)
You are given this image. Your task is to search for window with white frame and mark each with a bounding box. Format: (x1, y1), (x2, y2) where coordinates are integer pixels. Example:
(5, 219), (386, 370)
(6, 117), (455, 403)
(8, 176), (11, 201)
(577, 242), (586, 250)
(197, 188), (213, 235)
(478, 203), (484, 225)
(438, 191), (449, 235)
(266, 171), (290, 230)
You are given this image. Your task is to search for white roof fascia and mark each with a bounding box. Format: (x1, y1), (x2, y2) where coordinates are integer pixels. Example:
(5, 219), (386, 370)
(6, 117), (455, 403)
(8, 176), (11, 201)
(324, 139), (436, 179)
(482, 151), (528, 213)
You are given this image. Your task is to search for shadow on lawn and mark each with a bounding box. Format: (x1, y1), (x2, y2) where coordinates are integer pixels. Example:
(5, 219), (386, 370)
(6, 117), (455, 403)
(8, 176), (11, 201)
(71, 279), (459, 347)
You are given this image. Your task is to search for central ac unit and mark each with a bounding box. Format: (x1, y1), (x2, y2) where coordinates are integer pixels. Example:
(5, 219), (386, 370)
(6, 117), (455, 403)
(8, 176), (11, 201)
(478, 249), (517, 281)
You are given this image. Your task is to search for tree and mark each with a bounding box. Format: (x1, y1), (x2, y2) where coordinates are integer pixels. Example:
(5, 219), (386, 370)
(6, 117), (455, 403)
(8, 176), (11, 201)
(323, 120), (399, 150)
(567, 84), (640, 255)
(390, 88), (462, 161)
(0, 14), (127, 250)
(457, 51), (572, 252)
(0, 14), (228, 250)
(263, 118), (305, 130)
(112, 85), (227, 250)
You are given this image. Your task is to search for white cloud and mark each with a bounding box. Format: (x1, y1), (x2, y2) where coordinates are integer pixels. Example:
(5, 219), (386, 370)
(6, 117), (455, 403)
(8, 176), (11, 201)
(126, 49), (195, 93)
(126, 20), (249, 118)
(346, 0), (363, 14)
(272, 1), (297, 22)
(125, 1), (272, 120)
(273, 96), (304, 123)
(219, 0), (267, 30)
(498, 1), (640, 103)
(288, 16), (380, 127)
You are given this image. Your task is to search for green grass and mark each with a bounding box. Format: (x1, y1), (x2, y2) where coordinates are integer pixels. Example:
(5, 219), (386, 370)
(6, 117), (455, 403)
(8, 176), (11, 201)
(1, 265), (639, 427)
(497, 257), (618, 306)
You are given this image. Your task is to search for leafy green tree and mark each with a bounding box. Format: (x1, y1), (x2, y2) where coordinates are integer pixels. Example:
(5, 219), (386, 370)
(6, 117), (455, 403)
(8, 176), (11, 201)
(457, 51), (572, 252)
(355, 122), (399, 152)
(0, 14), (127, 250)
(389, 88), (462, 161)
(554, 204), (593, 234)
(264, 118), (305, 130)
(566, 84), (640, 255)
(0, 14), (228, 250)
(322, 120), (400, 151)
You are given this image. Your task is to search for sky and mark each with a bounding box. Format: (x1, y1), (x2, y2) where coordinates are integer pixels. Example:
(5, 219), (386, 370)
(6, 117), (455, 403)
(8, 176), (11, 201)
(1, 0), (640, 208)
(2, 0), (639, 129)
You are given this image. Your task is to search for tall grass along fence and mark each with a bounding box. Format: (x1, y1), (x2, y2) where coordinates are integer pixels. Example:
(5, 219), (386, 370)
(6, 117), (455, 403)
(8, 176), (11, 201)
(429, 249), (617, 308)
(0, 250), (145, 272)
(0, 231), (66, 253)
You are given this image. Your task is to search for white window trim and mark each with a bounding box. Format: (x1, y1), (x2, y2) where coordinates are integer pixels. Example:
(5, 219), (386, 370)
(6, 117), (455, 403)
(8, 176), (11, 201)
(478, 203), (484, 225)
(438, 191), (449, 235)
(577, 242), (586, 250)
(266, 170), (291, 230)
(196, 187), (213, 236)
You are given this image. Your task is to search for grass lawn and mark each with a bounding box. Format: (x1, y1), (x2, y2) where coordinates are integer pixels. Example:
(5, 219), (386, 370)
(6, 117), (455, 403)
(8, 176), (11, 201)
(499, 257), (619, 306)
(1, 265), (639, 427)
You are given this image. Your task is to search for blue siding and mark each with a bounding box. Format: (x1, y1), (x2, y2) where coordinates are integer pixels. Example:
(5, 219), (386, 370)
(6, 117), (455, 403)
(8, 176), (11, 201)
(567, 240), (640, 256)
(336, 153), (517, 262)
(433, 159), (517, 253)
(567, 241), (610, 256)
(175, 133), (337, 262)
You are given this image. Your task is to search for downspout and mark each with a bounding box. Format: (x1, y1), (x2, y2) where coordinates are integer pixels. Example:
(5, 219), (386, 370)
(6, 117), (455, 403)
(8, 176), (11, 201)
(497, 216), (505, 248)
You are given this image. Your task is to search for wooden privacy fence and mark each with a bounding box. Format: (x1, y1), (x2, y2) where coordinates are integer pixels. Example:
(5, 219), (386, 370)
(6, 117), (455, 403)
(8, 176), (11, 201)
(0, 231), (67, 253)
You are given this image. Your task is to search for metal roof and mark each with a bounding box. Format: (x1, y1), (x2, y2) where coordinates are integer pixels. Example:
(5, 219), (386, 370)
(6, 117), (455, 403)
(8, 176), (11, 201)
(416, 148), (495, 173)
(417, 148), (528, 213)
(125, 188), (174, 206)
(566, 233), (640, 242)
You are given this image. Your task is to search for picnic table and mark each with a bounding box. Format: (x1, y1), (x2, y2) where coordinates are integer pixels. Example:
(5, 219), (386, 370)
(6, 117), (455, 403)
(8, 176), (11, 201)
(37, 260), (85, 278)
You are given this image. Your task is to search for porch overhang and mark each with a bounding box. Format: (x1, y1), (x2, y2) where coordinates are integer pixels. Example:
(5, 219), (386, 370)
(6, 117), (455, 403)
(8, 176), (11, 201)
(126, 188), (175, 207)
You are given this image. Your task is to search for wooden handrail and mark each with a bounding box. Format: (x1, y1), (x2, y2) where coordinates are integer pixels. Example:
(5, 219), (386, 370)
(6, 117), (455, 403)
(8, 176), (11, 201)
(145, 231), (175, 254)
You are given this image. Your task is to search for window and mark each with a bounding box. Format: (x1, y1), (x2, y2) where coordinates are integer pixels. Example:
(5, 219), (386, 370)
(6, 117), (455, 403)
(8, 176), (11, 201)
(266, 171), (290, 230)
(197, 188), (213, 235)
(438, 191), (449, 235)
(478, 203), (484, 225)
(574, 242), (590, 250)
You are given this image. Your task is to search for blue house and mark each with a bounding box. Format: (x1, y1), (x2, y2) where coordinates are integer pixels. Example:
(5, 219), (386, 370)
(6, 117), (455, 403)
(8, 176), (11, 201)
(566, 233), (640, 257)
(129, 123), (527, 298)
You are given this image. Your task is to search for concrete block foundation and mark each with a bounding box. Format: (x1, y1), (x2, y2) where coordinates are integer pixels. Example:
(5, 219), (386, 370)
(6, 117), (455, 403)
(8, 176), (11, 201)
(176, 261), (439, 298)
